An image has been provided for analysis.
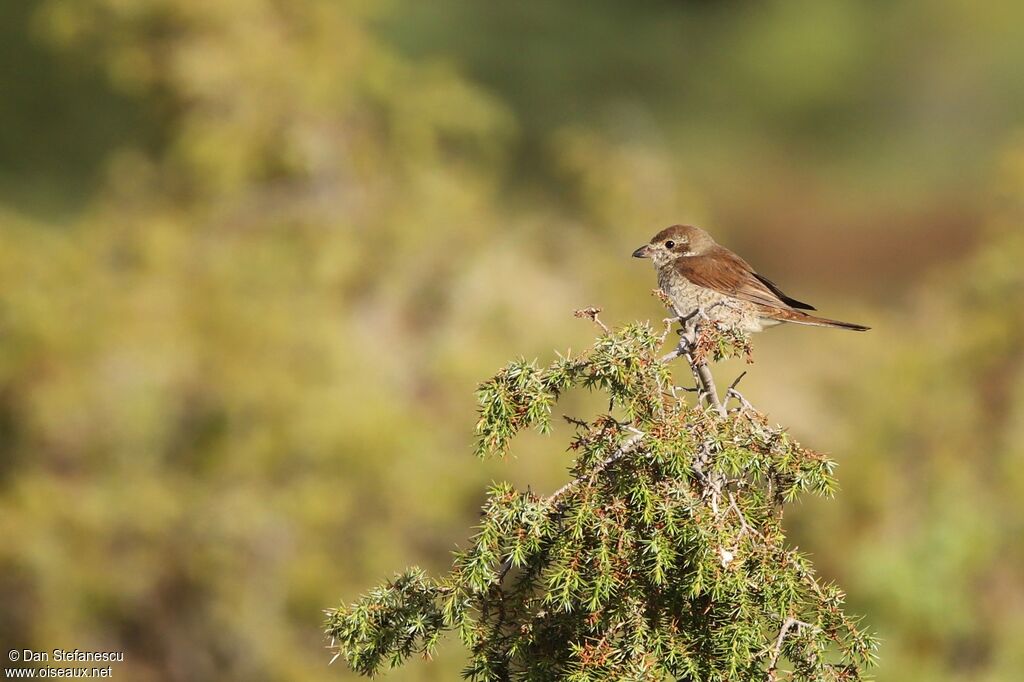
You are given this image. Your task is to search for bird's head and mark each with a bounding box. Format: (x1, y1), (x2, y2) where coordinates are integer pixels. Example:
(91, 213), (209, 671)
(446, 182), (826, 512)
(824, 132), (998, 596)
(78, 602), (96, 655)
(632, 225), (715, 267)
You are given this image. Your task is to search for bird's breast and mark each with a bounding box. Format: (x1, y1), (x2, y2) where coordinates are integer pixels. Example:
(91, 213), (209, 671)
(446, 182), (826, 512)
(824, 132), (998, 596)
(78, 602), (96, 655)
(657, 266), (705, 309)
(657, 265), (764, 333)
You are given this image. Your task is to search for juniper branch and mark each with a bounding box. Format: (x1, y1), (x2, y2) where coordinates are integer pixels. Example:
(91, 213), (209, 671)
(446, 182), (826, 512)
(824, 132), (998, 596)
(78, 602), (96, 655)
(767, 617), (804, 674)
(496, 428), (647, 582)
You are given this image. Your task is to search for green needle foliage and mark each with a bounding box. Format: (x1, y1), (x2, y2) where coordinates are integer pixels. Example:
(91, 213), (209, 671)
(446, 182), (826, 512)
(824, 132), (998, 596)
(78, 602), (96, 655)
(325, 316), (876, 681)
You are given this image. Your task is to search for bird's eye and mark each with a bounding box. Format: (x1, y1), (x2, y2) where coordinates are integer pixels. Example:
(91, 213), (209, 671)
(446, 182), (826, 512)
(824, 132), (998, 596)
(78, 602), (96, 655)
(665, 240), (675, 249)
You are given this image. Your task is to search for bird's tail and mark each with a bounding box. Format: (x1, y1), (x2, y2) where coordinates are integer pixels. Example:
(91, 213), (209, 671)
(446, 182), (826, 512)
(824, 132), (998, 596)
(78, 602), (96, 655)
(772, 308), (870, 331)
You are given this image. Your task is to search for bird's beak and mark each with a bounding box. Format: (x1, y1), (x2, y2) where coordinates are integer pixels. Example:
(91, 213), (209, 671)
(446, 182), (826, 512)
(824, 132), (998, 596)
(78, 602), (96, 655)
(632, 244), (652, 259)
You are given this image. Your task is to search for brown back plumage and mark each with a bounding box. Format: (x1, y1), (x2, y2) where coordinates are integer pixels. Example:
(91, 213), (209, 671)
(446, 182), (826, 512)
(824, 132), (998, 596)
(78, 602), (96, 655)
(671, 244), (869, 331)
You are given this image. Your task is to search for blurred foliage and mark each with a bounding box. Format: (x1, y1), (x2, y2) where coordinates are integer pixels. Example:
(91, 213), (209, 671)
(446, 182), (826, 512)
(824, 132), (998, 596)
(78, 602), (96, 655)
(789, 153), (1024, 682)
(0, 0), (1021, 680)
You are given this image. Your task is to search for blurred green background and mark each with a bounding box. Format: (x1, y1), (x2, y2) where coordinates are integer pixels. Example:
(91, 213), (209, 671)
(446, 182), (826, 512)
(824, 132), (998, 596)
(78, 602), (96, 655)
(1, 1), (1022, 680)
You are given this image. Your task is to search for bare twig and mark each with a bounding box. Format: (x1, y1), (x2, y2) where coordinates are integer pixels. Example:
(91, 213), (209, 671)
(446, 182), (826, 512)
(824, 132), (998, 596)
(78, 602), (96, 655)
(728, 492), (764, 539)
(496, 556), (515, 583)
(724, 372), (756, 413)
(574, 307), (610, 334)
(767, 617), (799, 674)
(765, 616), (818, 676)
(692, 438), (725, 517)
(659, 317), (677, 344)
(728, 371), (748, 392)
(660, 345), (685, 363)
(691, 357), (727, 418)
(727, 387), (756, 414)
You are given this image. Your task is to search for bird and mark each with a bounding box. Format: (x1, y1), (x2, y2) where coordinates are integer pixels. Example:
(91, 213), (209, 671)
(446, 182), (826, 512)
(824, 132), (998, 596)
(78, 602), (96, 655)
(632, 225), (869, 333)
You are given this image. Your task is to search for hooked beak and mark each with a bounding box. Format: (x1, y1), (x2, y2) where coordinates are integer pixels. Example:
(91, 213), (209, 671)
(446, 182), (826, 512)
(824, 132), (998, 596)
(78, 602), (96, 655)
(632, 244), (652, 259)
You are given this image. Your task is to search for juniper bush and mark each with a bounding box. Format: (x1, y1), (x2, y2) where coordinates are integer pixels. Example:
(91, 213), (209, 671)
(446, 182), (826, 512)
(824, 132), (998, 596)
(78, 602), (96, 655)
(324, 309), (876, 681)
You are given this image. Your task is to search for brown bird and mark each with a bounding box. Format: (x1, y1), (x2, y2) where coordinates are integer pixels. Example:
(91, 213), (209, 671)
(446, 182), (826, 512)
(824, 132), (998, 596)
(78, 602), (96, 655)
(632, 225), (869, 333)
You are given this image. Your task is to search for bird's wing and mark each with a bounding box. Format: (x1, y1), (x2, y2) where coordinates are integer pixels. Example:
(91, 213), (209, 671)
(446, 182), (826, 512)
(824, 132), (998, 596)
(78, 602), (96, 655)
(751, 273), (816, 311)
(673, 246), (814, 311)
